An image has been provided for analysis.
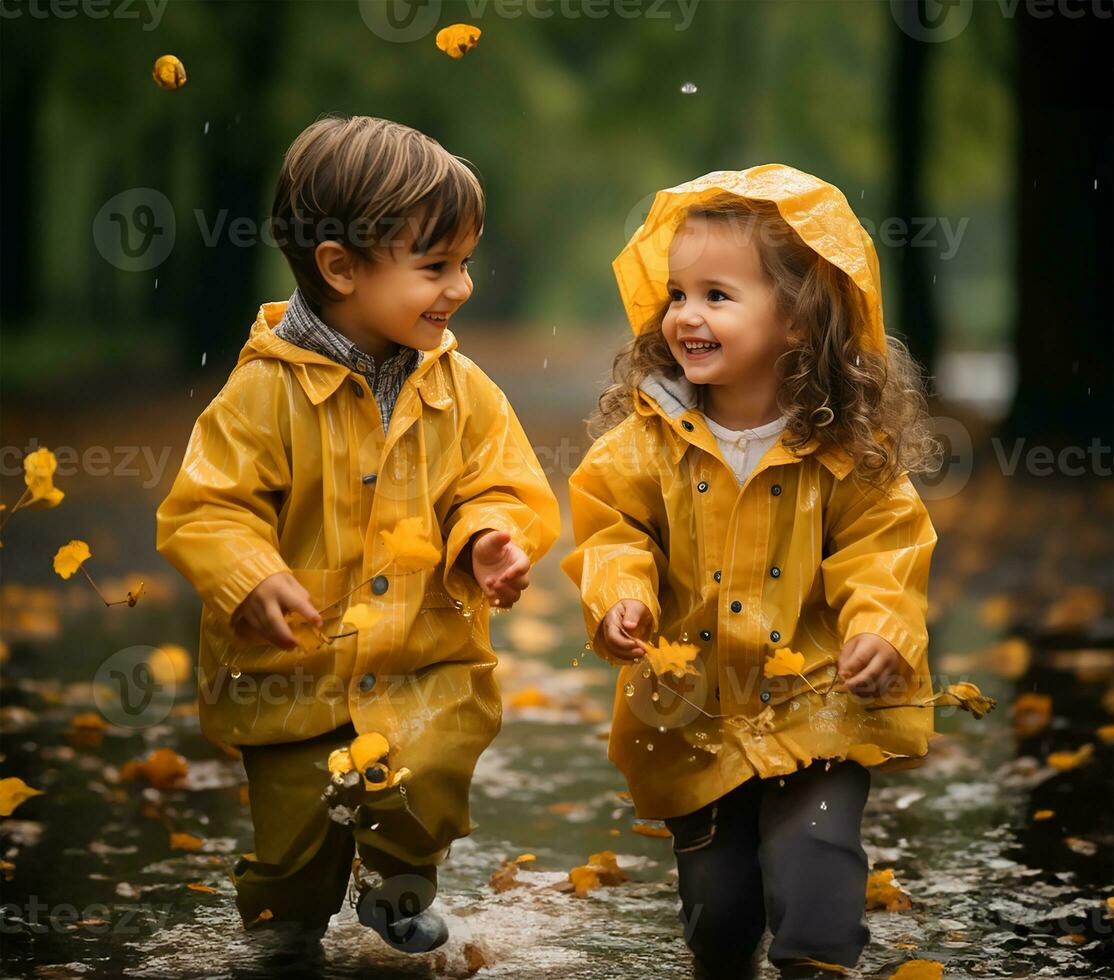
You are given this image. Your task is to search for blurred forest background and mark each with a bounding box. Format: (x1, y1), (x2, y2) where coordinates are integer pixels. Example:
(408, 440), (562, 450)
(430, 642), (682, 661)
(1, 0), (1109, 448)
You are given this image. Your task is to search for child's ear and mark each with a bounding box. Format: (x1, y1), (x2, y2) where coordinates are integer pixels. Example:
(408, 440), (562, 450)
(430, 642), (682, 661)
(314, 241), (358, 297)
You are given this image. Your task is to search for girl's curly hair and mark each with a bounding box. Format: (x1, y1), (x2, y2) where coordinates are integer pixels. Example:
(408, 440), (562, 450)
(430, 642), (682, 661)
(589, 195), (940, 488)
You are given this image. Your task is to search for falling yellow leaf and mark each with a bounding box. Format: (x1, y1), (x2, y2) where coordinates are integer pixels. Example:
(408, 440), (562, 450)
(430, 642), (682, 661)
(152, 54), (187, 91)
(865, 868), (912, 912)
(641, 638), (700, 678)
(147, 644), (192, 685)
(53, 540), (91, 580)
(933, 681), (997, 718)
(435, 23), (481, 59)
(889, 960), (944, 980)
(1046, 743), (1094, 771)
(23, 448), (64, 509)
(1012, 692), (1052, 737)
(169, 832), (204, 852)
(380, 517), (442, 573)
(340, 603), (383, 633)
(0, 777), (43, 817)
(763, 647), (807, 678)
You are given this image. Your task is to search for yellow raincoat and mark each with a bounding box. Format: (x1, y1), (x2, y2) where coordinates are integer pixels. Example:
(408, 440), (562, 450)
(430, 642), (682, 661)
(562, 167), (939, 820)
(157, 301), (560, 861)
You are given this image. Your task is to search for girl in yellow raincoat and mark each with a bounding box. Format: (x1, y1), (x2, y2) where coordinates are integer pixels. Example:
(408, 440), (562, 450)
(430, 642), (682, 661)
(156, 116), (559, 952)
(562, 166), (940, 978)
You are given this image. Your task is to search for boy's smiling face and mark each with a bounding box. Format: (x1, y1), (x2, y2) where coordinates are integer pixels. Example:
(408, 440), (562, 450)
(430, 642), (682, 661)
(662, 214), (795, 388)
(316, 222), (479, 360)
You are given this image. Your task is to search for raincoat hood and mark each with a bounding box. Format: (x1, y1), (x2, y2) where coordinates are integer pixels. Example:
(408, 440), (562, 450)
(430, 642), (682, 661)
(612, 164), (887, 354)
(235, 301), (459, 406)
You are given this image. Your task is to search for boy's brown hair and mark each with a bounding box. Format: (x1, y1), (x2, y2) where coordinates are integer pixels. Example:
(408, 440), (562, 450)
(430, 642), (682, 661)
(271, 114), (485, 309)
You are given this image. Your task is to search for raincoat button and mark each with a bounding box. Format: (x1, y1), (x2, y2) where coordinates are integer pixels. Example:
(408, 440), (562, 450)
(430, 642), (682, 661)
(730, 600), (742, 613)
(770, 566), (781, 578)
(681, 420), (695, 432)
(770, 630), (780, 643)
(700, 630), (711, 641)
(771, 484), (782, 496)
(760, 691), (771, 703)
(362, 473), (378, 485)
(350, 380), (365, 398)
(713, 570), (721, 583)
(359, 673), (376, 692)
(697, 481), (708, 493)
(371, 575), (389, 595)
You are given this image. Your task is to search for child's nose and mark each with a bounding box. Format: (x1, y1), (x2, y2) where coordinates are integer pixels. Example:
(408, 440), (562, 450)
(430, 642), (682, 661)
(443, 268), (473, 303)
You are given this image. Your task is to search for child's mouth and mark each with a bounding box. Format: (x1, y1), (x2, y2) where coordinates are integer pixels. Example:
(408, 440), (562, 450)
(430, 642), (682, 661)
(420, 312), (450, 327)
(681, 340), (720, 360)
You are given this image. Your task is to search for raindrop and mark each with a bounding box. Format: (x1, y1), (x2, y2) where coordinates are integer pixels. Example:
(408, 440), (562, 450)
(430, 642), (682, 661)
(230, 667), (242, 679)
(583, 641), (592, 651)
(453, 600), (465, 610)
(543, 357), (548, 370)
(154, 278), (158, 289)
(680, 81), (698, 95)
(624, 682), (636, 697)
(571, 658), (579, 668)
(369, 822), (380, 831)
(204, 121), (210, 135)
(641, 667), (652, 679)
(201, 351), (207, 366)
(657, 725), (666, 733)
(824, 760), (831, 771)
(932, 274), (937, 285)
(688, 755), (697, 763)
(552, 325), (557, 335)
(694, 731), (707, 741)
(790, 701), (800, 711)
(778, 778), (786, 787)
(680, 632), (689, 642)
(820, 800), (828, 810)
(646, 743), (654, 751)
(650, 691), (660, 702)
(1094, 179), (1098, 190)
(860, 189), (865, 199)
(189, 388), (194, 398)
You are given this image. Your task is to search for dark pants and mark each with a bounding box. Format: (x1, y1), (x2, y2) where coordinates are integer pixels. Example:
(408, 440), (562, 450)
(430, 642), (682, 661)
(664, 758), (871, 977)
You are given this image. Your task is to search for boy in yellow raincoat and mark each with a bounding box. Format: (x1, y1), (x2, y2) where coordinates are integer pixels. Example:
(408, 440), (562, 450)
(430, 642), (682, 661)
(562, 166), (940, 978)
(156, 115), (559, 952)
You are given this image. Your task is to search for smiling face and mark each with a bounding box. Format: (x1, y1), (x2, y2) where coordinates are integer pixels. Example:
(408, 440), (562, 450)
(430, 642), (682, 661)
(316, 222), (479, 359)
(662, 214), (794, 388)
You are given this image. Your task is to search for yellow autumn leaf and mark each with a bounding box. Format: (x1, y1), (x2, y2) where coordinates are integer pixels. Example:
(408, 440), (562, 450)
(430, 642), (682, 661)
(1046, 743), (1093, 772)
(435, 23), (481, 59)
(152, 54), (187, 91)
(327, 747), (354, 775)
(566, 850), (628, 897)
(889, 960), (944, 980)
(118, 747), (188, 791)
(147, 644), (192, 685)
(23, 448), (64, 509)
(1012, 692), (1051, 737)
(865, 868), (912, 912)
(764, 647), (806, 678)
(53, 539), (91, 579)
(341, 603), (383, 633)
(793, 958), (850, 975)
(379, 517), (442, 573)
(1098, 724), (1114, 744)
(0, 777), (43, 817)
(641, 638), (700, 678)
(187, 883), (219, 894)
(933, 681), (997, 718)
(631, 821), (672, 839)
(1033, 809), (1055, 821)
(284, 611), (326, 651)
(169, 832), (204, 852)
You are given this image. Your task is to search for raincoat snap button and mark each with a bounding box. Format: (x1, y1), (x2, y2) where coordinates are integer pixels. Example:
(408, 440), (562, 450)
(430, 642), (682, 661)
(350, 380), (365, 398)
(681, 420), (695, 432)
(771, 484), (782, 496)
(700, 630), (711, 641)
(770, 630), (781, 643)
(770, 566), (781, 578)
(358, 673), (376, 692)
(362, 473), (378, 485)
(760, 691), (771, 703)
(371, 575), (389, 595)
(697, 481), (708, 493)
(730, 600), (742, 613)
(713, 570), (721, 583)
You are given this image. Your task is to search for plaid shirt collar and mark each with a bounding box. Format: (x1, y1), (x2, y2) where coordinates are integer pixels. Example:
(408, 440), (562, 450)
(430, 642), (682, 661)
(274, 288), (422, 430)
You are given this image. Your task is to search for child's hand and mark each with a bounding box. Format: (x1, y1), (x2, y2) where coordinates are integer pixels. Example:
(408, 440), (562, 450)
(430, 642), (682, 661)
(594, 599), (653, 661)
(470, 529), (531, 609)
(232, 572), (323, 650)
(837, 633), (910, 698)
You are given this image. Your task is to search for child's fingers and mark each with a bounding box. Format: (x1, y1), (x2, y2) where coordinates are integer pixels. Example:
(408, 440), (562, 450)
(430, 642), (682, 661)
(289, 594), (323, 628)
(264, 602), (297, 649)
(845, 655), (886, 695)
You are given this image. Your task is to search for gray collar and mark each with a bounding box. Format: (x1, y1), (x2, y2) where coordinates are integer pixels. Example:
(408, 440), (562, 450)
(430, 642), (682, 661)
(637, 372), (699, 420)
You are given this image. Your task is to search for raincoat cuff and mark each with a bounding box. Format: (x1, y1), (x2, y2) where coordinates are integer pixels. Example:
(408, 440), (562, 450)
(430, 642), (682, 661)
(583, 579), (661, 666)
(843, 613), (926, 674)
(210, 549), (292, 625)
(442, 509), (535, 608)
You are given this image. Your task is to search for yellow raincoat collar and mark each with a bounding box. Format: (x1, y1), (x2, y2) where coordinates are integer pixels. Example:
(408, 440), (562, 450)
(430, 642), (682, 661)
(634, 372), (853, 480)
(613, 164), (887, 354)
(235, 301), (457, 408)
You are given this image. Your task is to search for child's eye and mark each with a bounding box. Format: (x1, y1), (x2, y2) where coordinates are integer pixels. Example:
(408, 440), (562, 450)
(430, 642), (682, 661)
(669, 289), (685, 302)
(425, 262), (445, 273)
(708, 289), (728, 302)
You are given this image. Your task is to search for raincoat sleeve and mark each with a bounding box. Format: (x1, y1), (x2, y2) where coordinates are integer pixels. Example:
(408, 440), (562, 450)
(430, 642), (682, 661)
(820, 472), (937, 672)
(560, 432), (667, 660)
(155, 362), (293, 625)
(440, 361), (560, 605)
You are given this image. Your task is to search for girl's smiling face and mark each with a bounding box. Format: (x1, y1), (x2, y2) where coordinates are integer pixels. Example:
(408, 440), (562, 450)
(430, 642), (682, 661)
(662, 214), (795, 387)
